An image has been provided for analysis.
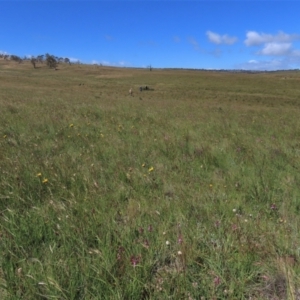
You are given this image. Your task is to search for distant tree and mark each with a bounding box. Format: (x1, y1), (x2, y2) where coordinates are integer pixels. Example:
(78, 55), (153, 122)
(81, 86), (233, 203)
(46, 55), (57, 69)
(30, 58), (37, 69)
(64, 57), (71, 65)
(10, 55), (22, 63)
(37, 55), (44, 64)
(148, 64), (153, 71)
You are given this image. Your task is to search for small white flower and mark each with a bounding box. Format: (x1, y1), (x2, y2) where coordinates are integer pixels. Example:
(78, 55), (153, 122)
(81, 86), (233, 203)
(232, 208), (237, 213)
(177, 251), (182, 255)
(166, 241), (170, 246)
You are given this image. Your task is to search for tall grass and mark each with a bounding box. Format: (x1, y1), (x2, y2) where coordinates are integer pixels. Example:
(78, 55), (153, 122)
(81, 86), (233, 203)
(0, 60), (300, 299)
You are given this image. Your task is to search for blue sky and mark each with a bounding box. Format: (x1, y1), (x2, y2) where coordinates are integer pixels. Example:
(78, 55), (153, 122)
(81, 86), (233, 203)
(1, 1), (300, 70)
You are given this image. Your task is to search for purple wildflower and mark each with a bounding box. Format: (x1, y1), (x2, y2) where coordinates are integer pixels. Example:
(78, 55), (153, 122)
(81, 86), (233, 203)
(130, 255), (141, 267)
(214, 276), (221, 287)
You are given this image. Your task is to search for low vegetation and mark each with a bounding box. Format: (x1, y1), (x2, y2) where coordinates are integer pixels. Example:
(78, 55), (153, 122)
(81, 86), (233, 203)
(0, 58), (300, 299)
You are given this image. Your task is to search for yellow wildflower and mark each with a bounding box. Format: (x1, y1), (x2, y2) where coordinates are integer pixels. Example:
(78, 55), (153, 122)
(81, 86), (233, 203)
(69, 124), (74, 127)
(148, 167), (154, 172)
(36, 173), (42, 177)
(42, 178), (48, 184)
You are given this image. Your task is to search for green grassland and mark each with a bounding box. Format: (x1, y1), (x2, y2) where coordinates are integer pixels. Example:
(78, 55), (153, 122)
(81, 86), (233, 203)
(1, 59), (300, 299)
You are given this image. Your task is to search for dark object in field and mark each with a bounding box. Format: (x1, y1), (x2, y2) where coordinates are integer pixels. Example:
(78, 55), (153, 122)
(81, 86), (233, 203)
(139, 86), (153, 91)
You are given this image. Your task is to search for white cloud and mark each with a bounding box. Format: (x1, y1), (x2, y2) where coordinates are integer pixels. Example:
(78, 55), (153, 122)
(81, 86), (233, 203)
(206, 31), (237, 45)
(69, 57), (80, 63)
(248, 59), (258, 64)
(244, 30), (300, 65)
(245, 31), (300, 46)
(207, 31), (221, 44)
(259, 42), (292, 56)
(95, 60), (130, 67)
(245, 31), (270, 46)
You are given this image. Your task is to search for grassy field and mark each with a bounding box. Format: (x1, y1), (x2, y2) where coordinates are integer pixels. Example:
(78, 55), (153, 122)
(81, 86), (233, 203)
(1, 59), (300, 299)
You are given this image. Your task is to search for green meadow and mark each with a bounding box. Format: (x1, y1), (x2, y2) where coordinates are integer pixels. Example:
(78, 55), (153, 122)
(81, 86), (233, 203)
(1, 59), (300, 299)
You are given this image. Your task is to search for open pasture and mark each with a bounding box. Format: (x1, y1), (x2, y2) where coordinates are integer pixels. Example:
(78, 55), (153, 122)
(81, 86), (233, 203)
(1, 60), (300, 299)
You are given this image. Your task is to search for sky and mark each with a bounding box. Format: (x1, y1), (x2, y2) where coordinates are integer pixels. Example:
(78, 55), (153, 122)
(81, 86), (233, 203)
(1, 1), (300, 70)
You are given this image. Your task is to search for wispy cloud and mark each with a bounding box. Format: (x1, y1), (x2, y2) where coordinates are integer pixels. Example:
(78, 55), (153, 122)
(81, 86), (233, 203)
(173, 36), (180, 43)
(93, 60), (130, 67)
(244, 31), (300, 46)
(138, 40), (158, 47)
(69, 57), (80, 63)
(236, 59), (284, 71)
(118, 61), (127, 66)
(206, 31), (237, 45)
(237, 55), (300, 71)
(188, 37), (200, 50)
(208, 48), (222, 57)
(104, 35), (114, 41)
